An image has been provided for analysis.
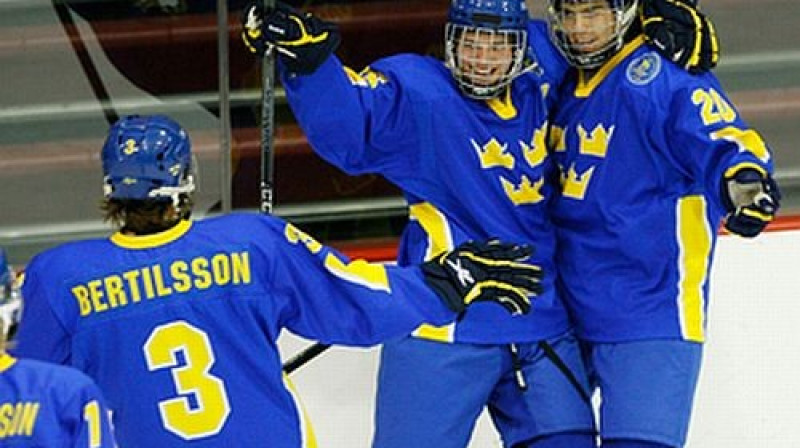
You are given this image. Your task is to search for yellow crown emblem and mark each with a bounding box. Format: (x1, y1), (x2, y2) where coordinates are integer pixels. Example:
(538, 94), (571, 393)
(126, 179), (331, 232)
(501, 175), (544, 205)
(521, 122), (548, 168)
(472, 138), (515, 170)
(561, 163), (595, 200)
(578, 124), (614, 158)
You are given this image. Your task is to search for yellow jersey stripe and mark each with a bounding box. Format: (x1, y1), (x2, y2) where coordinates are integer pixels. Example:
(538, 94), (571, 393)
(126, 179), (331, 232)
(283, 374), (318, 448)
(409, 202), (456, 342)
(676, 196), (712, 342)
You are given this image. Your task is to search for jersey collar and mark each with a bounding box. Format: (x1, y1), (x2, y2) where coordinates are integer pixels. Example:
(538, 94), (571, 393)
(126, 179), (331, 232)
(110, 219), (193, 249)
(485, 86), (517, 120)
(575, 35), (647, 98)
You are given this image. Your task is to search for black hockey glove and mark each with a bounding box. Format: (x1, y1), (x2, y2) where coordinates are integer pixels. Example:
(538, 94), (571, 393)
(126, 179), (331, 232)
(421, 240), (543, 316)
(721, 168), (781, 238)
(641, 0), (719, 74)
(241, 1), (341, 75)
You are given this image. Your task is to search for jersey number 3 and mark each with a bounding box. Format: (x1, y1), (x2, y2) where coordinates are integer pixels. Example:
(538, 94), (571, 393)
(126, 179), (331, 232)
(143, 321), (232, 440)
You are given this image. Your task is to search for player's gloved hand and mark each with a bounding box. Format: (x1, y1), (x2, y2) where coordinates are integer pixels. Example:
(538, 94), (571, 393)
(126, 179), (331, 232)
(640, 0), (719, 74)
(241, 1), (341, 75)
(421, 240), (543, 316)
(721, 168), (781, 237)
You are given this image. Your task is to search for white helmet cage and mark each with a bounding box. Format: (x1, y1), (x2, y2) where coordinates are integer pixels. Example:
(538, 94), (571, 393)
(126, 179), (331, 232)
(0, 269), (21, 346)
(547, 0), (638, 69)
(445, 24), (528, 99)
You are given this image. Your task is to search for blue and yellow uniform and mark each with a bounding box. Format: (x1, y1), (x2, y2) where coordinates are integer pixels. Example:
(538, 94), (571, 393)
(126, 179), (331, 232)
(550, 36), (776, 446)
(13, 213), (457, 448)
(281, 23), (595, 448)
(551, 36), (775, 343)
(284, 38), (565, 345)
(0, 353), (115, 447)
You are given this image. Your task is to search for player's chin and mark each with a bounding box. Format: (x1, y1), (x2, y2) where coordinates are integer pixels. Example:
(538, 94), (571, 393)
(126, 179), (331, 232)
(463, 72), (503, 87)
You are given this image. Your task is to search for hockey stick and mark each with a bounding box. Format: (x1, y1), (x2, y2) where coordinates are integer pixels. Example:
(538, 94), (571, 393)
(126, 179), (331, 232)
(268, 1), (331, 374)
(259, 0), (277, 214)
(53, 0), (119, 126)
(283, 341), (331, 374)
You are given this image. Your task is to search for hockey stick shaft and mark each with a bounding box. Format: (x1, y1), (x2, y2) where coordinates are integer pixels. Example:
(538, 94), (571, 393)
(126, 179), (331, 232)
(267, 1), (332, 374)
(260, 0), (276, 214)
(283, 342), (331, 374)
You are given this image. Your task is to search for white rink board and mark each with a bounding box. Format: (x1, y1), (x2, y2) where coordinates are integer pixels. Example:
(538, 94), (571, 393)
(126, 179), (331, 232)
(278, 229), (800, 447)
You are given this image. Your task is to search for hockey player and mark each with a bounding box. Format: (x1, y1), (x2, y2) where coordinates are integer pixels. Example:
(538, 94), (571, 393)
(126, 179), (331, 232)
(13, 114), (542, 448)
(545, 1), (781, 447)
(241, 0), (717, 446)
(0, 249), (20, 345)
(1, 251), (116, 447)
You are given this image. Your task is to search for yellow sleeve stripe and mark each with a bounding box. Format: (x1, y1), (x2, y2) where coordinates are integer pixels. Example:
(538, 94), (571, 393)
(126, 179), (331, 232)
(323, 253), (390, 293)
(412, 323), (456, 342)
(711, 127), (771, 164)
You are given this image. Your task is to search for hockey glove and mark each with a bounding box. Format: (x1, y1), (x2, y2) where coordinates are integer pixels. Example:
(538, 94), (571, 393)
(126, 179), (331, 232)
(721, 168), (781, 237)
(241, 1), (341, 75)
(641, 0), (719, 74)
(421, 240), (543, 316)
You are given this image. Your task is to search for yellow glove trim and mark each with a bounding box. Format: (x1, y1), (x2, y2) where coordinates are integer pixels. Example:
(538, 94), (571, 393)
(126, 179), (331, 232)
(460, 252), (541, 275)
(666, 0), (703, 68)
(740, 207), (774, 222)
(463, 281), (530, 307)
(241, 31), (259, 54)
(278, 15), (329, 47)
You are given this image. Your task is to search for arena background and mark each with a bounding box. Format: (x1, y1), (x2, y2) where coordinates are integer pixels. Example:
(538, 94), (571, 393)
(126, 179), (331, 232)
(0, 0), (798, 446)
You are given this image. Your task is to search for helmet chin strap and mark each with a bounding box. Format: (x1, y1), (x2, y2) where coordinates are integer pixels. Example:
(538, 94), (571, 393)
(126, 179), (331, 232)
(148, 174), (196, 209)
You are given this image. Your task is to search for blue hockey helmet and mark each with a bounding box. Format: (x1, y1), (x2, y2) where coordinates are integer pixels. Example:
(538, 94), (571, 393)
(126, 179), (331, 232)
(101, 115), (195, 205)
(445, 0), (530, 99)
(448, 0), (529, 31)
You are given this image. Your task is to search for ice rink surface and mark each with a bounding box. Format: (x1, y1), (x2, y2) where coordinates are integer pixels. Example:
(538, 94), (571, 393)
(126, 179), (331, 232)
(279, 228), (800, 447)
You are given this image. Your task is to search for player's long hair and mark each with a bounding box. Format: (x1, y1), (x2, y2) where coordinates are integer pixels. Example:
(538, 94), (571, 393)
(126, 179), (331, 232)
(102, 195), (193, 235)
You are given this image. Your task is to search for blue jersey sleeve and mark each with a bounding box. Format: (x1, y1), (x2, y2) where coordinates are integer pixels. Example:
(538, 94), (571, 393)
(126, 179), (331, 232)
(13, 262), (71, 364)
(266, 220), (455, 346)
(660, 73), (775, 212)
(280, 55), (424, 179)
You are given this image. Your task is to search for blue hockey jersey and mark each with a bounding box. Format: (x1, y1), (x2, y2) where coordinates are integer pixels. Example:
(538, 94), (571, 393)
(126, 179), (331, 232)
(550, 36), (776, 343)
(0, 354), (115, 447)
(281, 24), (570, 344)
(13, 213), (456, 447)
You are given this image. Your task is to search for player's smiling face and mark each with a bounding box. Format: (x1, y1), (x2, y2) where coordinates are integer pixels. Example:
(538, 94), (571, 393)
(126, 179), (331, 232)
(560, 0), (616, 55)
(455, 29), (514, 87)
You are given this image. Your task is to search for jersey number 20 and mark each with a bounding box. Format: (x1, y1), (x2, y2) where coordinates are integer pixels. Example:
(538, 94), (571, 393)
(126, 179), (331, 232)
(143, 321), (231, 440)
